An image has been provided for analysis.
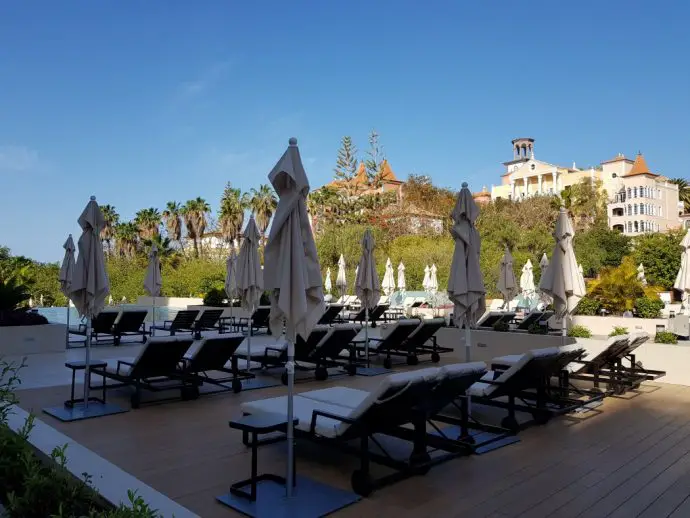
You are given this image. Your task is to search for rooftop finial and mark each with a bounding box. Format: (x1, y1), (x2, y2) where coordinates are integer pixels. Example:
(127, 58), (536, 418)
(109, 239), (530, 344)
(90, 195), (96, 201)
(462, 182), (468, 188)
(289, 137), (297, 146)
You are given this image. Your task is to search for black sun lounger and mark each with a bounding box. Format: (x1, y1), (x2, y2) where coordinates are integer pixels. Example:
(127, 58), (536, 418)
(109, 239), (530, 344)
(477, 311), (516, 329)
(90, 337), (196, 408)
(348, 304), (390, 327)
(318, 304), (345, 325)
(403, 317), (452, 365)
(111, 310), (148, 345)
(516, 310), (554, 331)
(236, 306), (271, 334)
(69, 311), (119, 343)
(150, 309), (200, 336)
(240, 366), (471, 496)
(360, 319), (421, 368)
(190, 309), (224, 339)
(468, 345), (602, 432)
(181, 335), (252, 394)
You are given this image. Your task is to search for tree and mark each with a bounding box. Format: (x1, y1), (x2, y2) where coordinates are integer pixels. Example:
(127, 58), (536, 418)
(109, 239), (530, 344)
(100, 205), (119, 254)
(134, 208), (161, 240)
(333, 136), (358, 188)
(162, 201), (183, 242)
(182, 198), (211, 258)
(364, 130), (385, 187)
(247, 184), (277, 238)
(669, 178), (690, 213)
(218, 183), (246, 245)
(557, 178), (608, 230)
(575, 223), (631, 276)
(142, 234), (181, 269)
(587, 256), (657, 314)
(114, 222), (139, 259)
(631, 229), (684, 290)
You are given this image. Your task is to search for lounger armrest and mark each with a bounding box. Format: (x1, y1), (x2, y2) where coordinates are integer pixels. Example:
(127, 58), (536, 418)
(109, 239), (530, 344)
(116, 360), (134, 376)
(238, 317), (249, 325)
(163, 320), (173, 326)
(310, 410), (356, 434)
(79, 324), (87, 332)
(265, 347), (284, 357)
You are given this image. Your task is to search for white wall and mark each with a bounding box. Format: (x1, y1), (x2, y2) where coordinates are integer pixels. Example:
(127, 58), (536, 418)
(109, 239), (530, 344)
(135, 296), (203, 307)
(571, 315), (666, 336)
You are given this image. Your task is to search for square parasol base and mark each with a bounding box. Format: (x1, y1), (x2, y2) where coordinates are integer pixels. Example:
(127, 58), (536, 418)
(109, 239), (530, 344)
(43, 401), (128, 422)
(242, 377), (282, 391)
(431, 425), (520, 454)
(344, 366), (392, 377)
(216, 475), (360, 518)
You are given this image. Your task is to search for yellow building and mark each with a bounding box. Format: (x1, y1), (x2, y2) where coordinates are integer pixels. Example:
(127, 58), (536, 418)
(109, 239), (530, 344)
(490, 138), (682, 235)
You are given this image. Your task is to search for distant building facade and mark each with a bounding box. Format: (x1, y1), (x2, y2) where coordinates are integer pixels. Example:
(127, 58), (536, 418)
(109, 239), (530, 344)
(490, 138), (682, 235)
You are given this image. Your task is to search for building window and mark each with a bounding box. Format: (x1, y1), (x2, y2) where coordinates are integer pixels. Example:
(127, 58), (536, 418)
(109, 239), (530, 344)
(640, 204), (645, 215)
(627, 188), (632, 199)
(634, 204), (638, 215)
(627, 204), (632, 216)
(634, 221), (639, 232)
(659, 206), (662, 217)
(634, 187), (638, 198)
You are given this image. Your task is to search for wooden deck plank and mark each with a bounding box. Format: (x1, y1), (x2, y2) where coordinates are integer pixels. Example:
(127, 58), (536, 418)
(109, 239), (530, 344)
(14, 372), (690, 518)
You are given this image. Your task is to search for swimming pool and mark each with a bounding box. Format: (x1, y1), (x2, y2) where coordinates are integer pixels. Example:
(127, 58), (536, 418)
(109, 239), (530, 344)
(37, 306), (183, 325)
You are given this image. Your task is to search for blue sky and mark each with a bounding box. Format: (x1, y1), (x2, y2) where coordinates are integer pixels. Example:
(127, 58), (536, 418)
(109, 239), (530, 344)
(1, 1), (688, 262)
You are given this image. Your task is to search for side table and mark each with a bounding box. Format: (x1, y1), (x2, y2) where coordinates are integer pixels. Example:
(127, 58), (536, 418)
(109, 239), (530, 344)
(64, 360), (108, 408)
(228, 413), (299, 502)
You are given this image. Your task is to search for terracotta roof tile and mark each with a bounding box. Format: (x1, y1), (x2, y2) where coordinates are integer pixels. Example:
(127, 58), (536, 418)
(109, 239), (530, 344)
(624, 152), (658, 177)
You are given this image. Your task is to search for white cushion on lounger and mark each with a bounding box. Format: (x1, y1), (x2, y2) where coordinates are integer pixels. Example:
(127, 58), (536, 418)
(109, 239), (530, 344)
(468, 352), (535, 397)
(299, 387), (370, 409)
(103, 357), (137, 376)
(440, 362), (488, 379)
(234, 337), (286, 357)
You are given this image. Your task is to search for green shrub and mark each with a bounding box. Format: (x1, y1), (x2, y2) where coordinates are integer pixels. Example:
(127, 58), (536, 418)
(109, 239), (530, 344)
(493, 321), (509, 332)
(634, 297), (664, 319)
(203, 288), (226, 307)
(527, 323), (547, 335)
(609, 326), (628, 337)
(567, 325), (592, 338)
(655, 331), (678, 344)
(575, 297), (601, 316)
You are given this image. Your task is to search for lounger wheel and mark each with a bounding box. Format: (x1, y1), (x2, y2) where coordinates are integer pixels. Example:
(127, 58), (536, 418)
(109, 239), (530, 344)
(130, 393), (141, 409)
(315, 367), (328, 381)
(431, 352), (441, 363)
(113, 337), (121, 346)
(383, 358), (392, 369)
(531, 412), (549, 426)
(501, 416), (519, 433)
(281, 371), (288, 385)
(406, 355), (419, 366)
(232, 379), (242, 393)
(141, 336), (147, 344)
(182, 385), (199, 401)
(346, 365), (357, 376)
(351, 469), (373, 497)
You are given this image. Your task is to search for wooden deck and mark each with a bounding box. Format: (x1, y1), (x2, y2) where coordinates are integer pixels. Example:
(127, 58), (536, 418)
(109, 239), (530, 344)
(16, 369), (690, 518)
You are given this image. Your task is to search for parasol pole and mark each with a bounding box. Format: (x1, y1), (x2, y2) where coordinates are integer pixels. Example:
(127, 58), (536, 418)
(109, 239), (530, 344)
(65, 301), (70, 348)
(247, 304), (253, 373)
(364, 306), (370, 368)
(286, 324), (295, 497)
(83, 317), (93, 409)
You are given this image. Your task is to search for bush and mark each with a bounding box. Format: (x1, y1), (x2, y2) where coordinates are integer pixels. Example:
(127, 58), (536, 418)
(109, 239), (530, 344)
(609, 326), (628, 337)
(655, 331), (678, 344)
(527, 323), (547, 335)
(0, 358), (162, 517)
(634, 296), (664, 319)
(493, 321), (509, 332)
(0, 309), (49, 327)
(575, 297), (601, 316)
(567, 325), (592, 338)
(203, 288), (226, 307)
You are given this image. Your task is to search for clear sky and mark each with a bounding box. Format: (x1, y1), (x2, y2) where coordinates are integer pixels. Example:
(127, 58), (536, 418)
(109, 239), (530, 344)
(1, 1), (688, 262)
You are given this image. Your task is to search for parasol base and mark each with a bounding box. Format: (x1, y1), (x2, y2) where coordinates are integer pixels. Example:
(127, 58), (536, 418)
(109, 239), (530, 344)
(430, 425), (520, 454)
(217, 475), (360, 518)
(43, 401), (128, 422)
(241, 377), (283, 392)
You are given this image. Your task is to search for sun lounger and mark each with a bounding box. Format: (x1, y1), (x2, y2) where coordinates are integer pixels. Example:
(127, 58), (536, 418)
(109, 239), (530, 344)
(303, 323), (362, 379)
(69, 311), (119, 342)
(359, 319), (421, 368)
(240, 366), (475, 496)
(189, 309), (224, 338)
(515, 310), (554, 331)
(236, 306), (271, 334)
(347, 304), (390, 326)
(318, 304), (345, 325)
(181, 335), (251, 394)
(150, 309), (200, 336)
(477, 311), (516, 328)
(467, 345), (600, 431)
(403, 317), (452, 365)
(111, 310), (148, 345)
(90, 336), (196, 408)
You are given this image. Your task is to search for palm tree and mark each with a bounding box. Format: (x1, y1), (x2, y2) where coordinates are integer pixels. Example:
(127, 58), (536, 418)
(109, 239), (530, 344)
(247, 184), (277, 238)
(162, 201), (183, 242)
(182, 197), (211, 257)
(134, 208), (161, 240)
(142, 234), (181, 269)
(100, 204), (120, 254)
(218, 183), (246, 245)
(670, 178), (690, 214)
(114, 222), (139, 259)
